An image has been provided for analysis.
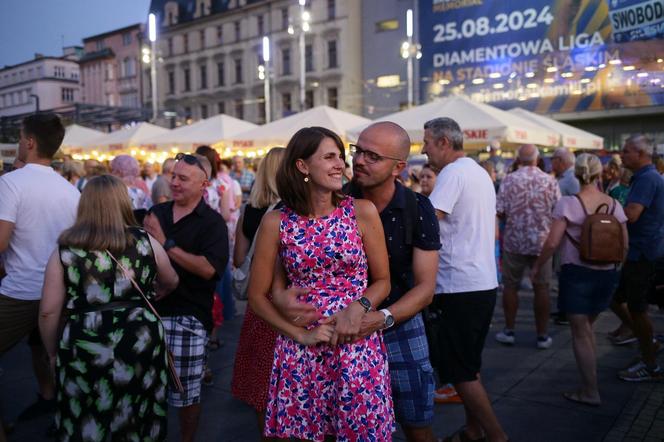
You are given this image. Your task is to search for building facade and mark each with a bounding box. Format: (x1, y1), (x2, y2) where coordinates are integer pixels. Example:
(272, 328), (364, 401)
(80, 24), (146, 109)
(0, 55), (81, 118)
(361, 0), (418, 118)
(147, 0), (362, 125)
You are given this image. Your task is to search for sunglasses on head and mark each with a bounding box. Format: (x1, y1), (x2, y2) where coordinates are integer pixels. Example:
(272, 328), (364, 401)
(175, 153), (207, 176)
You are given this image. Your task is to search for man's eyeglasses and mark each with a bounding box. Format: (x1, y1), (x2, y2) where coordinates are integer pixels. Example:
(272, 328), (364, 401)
(175, 153), (207, 176)
(349, 144), (404, 165)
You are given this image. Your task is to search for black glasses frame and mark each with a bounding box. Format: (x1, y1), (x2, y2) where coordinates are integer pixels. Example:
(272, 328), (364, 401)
(349, 144), (404, 164)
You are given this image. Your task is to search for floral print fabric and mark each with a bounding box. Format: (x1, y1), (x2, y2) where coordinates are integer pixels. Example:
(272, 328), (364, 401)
(497, 166), (561, 255)
(55, 228), (167, 442)
(264, 197), (394, 441)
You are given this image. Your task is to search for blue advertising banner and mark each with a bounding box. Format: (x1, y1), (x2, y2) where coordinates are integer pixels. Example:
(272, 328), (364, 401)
(419, 0), (664, 114)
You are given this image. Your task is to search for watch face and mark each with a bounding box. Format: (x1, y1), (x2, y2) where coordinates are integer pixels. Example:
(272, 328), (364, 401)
(385, 315), (395, 328)
(358, 297), (371, 311)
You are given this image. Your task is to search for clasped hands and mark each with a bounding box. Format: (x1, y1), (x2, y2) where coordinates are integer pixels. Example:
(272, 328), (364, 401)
(273, 286), (385, 347)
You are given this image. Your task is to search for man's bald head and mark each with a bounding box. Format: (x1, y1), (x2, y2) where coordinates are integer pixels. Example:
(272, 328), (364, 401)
(517, 144), (539, 165)
(360, 121), (411, 159)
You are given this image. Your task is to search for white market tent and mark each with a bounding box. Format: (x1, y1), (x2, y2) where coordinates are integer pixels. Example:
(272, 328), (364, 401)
(60, 124), (106, 155)
(229, 106), (371, 153)
(508, 108), (603, 150)
(84, 122), (169, 153)
(144, 114), (258, 149)
(0, 143), (18, 166)
(347, 96), (560, 149)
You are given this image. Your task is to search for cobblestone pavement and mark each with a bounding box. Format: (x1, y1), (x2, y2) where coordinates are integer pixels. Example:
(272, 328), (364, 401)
(1, 292), (663, 441)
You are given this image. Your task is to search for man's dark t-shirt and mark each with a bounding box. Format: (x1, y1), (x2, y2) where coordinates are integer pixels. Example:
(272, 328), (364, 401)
(150, 198), (228, 331)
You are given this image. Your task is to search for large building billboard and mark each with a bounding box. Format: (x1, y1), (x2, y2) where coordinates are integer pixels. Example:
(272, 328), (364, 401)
(419, 0), (664, 114)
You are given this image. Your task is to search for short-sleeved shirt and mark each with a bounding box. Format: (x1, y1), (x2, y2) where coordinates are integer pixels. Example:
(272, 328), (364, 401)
(0, 164), (80, 300)
(553, 196), (628, 270)
(557, 167), (580, 196)
(347, 180), (441, 308)
(429, 157), (498, 294)
(497, 166), (561, 255)
(151, 198), (229, 331)
(625, 164), (664, 261)
(231, 169), (255, 200)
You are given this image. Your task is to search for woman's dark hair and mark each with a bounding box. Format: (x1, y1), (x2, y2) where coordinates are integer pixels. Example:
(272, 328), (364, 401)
(276, 127), (346, 216)
(195, 145), (220, 178)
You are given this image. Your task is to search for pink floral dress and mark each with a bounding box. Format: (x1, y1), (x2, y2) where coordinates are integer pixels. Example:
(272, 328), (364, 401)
(264, 197), (394, 441)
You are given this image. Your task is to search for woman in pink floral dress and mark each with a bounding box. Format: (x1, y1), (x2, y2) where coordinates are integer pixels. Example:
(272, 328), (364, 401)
(248, 127), (394, 441)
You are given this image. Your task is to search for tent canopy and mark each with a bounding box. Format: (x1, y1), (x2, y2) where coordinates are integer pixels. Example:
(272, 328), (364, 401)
(85, 122), (169, 152)
(61, 124), (106, 154)
(230, 106), (371, 150)
(508, 108), (603, 150)
(144, 114), (257, 147)
(347, 96), (560, 149)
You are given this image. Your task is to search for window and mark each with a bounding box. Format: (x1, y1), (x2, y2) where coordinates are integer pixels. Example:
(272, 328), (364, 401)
(183, 34), (189, 53)
(54, 66), (66, 78)
(376, 19), (399, 32)
(122, 32), (132, 46)
(217, 61), (225, 86)
(200, 65), (207, 89)
(257, 15), (264, 36)
(234, 58), (242, 83)
(168, 71), (175, 94)
(327, 40), (338, 68)
(282, 92), (292, 113)
(183, 67), (191, 91)
(105, 63), (113, 80)
(218, 101), (225, 114)
(167, 38), (173, 56)
(234, 98), (244, 119)
(281, 7), (289, 30)
(61, 88), (75, 102)
(184, 106), (192, 118)
(96, 40), (104, 50)
(234, 21), (241, 41)
(122, 57), (136, 77)
(217, 26), (223, 43)
(305, 44), (314, 72)
(327, 0), (336, 19)
(201, 104), (208, 119)
(282, 48), (291, 75)
(199, 29), (205, 49)
(327, 87), (338, 108)
(305, 90), (314, 109)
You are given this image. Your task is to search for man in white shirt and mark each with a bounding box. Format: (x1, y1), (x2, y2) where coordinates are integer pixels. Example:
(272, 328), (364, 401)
(423, 117), (508, 442)
(0, 114), (80, 425)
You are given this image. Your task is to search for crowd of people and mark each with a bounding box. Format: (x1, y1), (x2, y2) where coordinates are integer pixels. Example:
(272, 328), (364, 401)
(0, 112), (662, 442)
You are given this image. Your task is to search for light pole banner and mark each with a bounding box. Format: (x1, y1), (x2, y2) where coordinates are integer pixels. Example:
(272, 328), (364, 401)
(419, 0), (664, 114)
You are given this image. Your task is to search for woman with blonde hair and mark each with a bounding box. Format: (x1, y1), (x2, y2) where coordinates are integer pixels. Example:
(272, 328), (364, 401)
(39, 175), (178, 441)
(533, 153), (627, 406)
(231, 147), (286, 439)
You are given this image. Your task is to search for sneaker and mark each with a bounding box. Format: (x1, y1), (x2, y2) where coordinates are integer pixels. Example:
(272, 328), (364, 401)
(618, 363), (664, 382)
(609, 332), (638, 345)
(495, 329), (515, 345)
(434, 386), (463, 404)
(537, 335), (553, 349)
(17, 394), (56, 421)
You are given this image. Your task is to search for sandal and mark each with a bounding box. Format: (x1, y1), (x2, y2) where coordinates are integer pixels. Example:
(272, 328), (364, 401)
(562, 391), (601, 407)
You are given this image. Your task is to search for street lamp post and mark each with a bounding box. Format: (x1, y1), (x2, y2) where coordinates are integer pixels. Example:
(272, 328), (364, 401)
(298, 0), (310, 111)
(400, 9), (421, 108)
(148, 13), (158, 122)
(262, 36), (271, 123)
